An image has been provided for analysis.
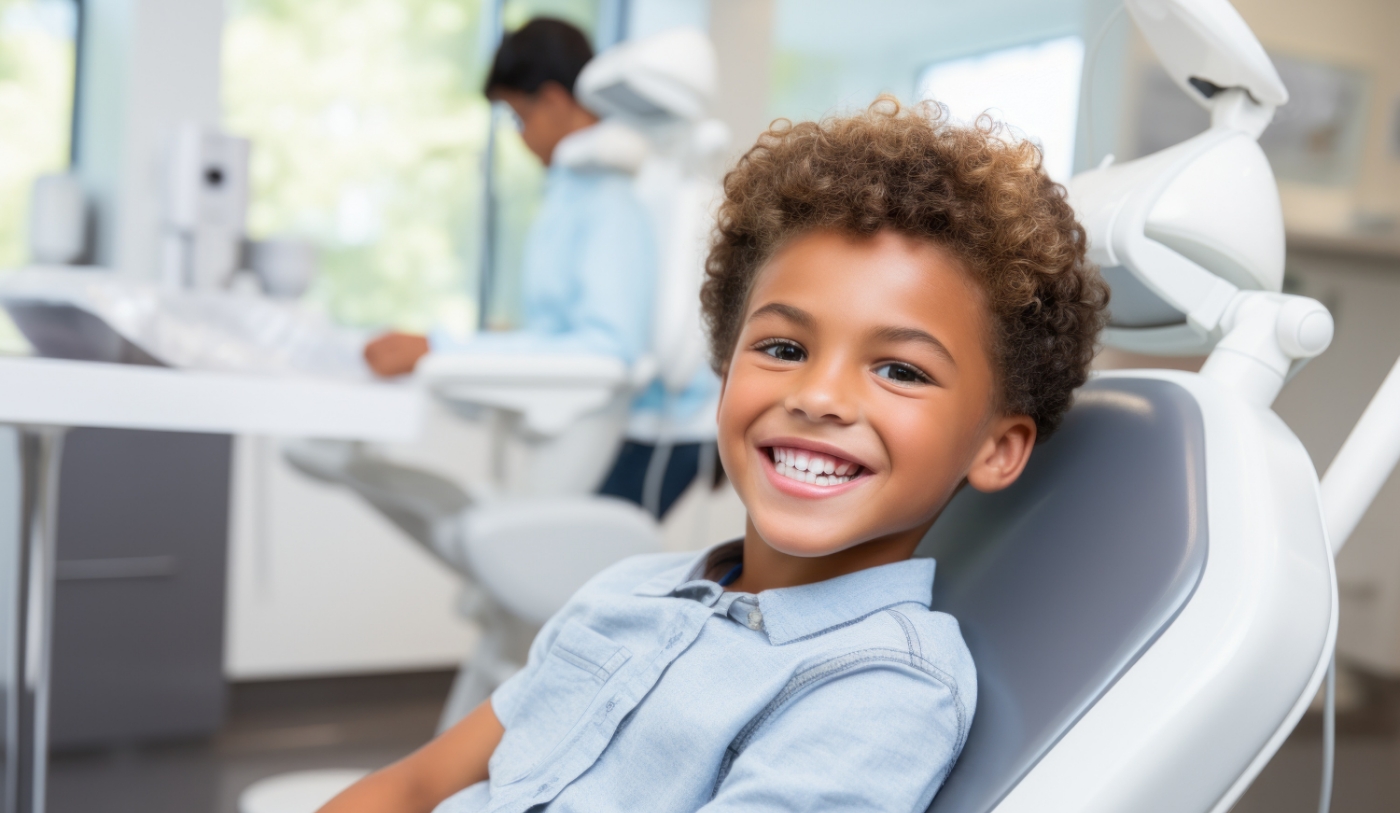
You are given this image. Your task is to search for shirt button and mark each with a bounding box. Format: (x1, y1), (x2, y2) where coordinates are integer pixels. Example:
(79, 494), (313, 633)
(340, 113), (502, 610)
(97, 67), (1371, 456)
(747, 609), (764, 631)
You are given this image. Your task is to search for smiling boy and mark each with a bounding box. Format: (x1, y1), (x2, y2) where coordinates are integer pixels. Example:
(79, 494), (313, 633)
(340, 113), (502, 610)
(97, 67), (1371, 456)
(320, 98), (1108, 813)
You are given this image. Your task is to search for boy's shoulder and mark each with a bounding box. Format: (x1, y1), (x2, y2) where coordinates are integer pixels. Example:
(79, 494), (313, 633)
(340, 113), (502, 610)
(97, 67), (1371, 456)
(574, 550), (698, 599)
(870, 603), (976, 689)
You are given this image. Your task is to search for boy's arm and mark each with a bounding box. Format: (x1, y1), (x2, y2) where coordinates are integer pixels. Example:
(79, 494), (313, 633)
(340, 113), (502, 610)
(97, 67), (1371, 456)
(698, 665), (969, 813)
(316, 700), (505, 813)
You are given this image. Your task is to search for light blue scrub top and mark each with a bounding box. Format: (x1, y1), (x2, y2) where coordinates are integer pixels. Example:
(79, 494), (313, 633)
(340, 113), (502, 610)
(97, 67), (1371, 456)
(433, 543), (975, 812)
(431, 160), (718, 437)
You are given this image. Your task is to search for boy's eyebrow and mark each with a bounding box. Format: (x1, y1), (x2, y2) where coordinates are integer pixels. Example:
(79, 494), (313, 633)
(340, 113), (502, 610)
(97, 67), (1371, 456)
(750, 302), (956, 366)
(871, 325), (956, 366)
(748, 302), (813, 328)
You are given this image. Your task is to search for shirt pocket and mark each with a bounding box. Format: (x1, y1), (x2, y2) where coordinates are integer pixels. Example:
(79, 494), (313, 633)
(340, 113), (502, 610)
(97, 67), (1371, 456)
(490, 620), (632, 785)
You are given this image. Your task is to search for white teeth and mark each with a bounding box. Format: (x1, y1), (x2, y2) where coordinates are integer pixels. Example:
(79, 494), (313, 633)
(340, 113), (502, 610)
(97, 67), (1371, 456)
(769, 446), (861, 487)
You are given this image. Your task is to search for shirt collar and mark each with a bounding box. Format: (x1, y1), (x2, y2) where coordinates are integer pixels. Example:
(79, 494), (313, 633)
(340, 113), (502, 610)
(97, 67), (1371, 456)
(633, 542), (937, 646)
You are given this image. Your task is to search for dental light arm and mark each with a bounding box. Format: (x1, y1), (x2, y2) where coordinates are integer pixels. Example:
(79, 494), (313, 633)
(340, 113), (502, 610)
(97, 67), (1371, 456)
(1070, 0), (1331, 406)
(1075, 0), (1400, 558)
(1320, 356), (1400, 554)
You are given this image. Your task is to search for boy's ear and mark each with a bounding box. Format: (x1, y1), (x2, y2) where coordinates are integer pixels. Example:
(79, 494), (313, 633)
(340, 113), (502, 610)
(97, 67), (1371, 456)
(965, 414), (1036, 493)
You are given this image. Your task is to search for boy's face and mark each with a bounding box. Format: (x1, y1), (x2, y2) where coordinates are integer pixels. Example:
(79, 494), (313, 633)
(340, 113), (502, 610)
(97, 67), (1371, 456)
(717, 229), (1036, 563)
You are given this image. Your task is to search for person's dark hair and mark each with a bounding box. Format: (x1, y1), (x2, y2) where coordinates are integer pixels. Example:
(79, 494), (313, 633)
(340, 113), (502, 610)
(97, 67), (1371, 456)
(484, 18), (594, 97)
(701, 96), (1110, 439)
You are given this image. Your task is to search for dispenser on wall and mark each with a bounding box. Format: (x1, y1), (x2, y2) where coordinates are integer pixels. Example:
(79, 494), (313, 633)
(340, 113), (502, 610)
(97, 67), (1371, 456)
(159, 123), (250, 290)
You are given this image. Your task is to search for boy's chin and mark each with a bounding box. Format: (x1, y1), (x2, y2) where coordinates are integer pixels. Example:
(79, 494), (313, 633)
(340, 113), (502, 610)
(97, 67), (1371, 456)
(751, 515), (861, 559)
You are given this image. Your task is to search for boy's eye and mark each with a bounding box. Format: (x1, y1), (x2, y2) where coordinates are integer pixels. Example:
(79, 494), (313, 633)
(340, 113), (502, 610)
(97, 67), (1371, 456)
(874, 362), (932, 385)
(757, 340), (806, 363)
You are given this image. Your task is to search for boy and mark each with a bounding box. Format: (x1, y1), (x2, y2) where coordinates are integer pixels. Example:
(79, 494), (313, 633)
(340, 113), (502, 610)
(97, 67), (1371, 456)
(323, 97), (1108, 812)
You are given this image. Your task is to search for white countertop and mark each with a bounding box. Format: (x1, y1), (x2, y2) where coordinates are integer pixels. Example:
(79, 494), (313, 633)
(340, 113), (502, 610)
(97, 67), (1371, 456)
(0, 356), (422, 441)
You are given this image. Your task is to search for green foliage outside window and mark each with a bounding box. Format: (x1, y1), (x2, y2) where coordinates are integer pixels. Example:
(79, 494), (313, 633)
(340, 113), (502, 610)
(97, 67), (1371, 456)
(0, 0), (75, 270)
(224, 0), (601, 335)
(225, 0), (490, 334)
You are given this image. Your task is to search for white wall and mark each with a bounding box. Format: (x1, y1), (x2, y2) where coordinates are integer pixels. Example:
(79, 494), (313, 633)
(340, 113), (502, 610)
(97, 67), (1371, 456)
(1232, 0), (1400, 235)
(708, 0), (776, 159)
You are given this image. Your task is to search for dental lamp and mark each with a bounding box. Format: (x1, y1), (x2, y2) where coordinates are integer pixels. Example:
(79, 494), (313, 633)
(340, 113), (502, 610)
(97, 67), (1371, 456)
(1069, 0), (1332, 403)
(1070, 0), (1400, 552)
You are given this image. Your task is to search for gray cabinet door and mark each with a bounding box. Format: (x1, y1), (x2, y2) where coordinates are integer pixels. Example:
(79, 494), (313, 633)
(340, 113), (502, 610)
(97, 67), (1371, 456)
(49, 428), (231, 749)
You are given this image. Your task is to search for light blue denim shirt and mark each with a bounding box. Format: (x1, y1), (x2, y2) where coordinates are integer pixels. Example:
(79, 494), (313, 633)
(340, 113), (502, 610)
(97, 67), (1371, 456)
(434, 543), (976, 813)
(429, 159), (717, 432)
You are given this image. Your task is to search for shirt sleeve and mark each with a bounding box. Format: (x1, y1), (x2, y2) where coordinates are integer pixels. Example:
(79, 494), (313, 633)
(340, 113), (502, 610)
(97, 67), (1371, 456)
(431, 182), (655, 362)
(697, 661), (971, 813)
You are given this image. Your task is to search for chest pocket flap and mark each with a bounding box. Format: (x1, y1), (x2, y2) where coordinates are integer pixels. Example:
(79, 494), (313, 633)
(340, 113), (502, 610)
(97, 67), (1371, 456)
(490, 620), (632, 785)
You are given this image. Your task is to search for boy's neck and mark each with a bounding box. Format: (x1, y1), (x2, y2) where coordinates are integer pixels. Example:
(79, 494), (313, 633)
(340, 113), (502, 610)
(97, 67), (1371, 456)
(726, 518), (934, 594)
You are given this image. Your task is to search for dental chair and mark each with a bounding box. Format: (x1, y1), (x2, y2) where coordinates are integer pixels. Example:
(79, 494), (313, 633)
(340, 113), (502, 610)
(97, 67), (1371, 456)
(913, 1), (1384, 810)
(239, 29), (726, 813)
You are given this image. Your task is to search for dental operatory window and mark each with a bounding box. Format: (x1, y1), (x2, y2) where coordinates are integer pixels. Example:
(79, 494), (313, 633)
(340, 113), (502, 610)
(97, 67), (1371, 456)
(223, 0), (602, 335)
(917, 36), (1084, 183)
(768, 0), (1090, 181)
(0, 0), (78, 270)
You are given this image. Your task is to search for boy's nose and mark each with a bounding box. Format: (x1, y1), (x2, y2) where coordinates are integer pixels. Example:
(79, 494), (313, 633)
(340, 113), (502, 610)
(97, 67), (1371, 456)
(783, 363), (859, 424)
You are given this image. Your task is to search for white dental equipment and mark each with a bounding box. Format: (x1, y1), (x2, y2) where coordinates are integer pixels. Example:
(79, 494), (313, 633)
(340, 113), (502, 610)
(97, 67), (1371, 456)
(920, 1), (1379, 811)
(28, 174), (87, 266)
(575, 26), (728, 514)
(160, 123), (252, 291)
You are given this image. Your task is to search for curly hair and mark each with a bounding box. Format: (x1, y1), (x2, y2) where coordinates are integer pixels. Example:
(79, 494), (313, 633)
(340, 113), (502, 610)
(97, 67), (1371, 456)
(700, 97), (1109, 438)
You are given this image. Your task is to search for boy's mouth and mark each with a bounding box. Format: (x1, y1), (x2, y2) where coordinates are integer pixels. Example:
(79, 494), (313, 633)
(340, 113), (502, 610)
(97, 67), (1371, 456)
(766, 446), (866, 486)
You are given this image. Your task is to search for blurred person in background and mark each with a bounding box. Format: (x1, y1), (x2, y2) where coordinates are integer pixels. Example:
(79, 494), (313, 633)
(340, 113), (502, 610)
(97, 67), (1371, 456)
(365, 18), (719, 518)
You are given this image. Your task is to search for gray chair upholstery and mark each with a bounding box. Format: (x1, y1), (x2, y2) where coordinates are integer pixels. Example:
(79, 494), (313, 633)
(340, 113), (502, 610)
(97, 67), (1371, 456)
(919, 377), (1209, 812)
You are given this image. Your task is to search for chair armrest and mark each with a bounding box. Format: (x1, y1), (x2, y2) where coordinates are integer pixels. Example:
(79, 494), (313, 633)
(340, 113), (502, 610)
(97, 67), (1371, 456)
(417, 353), (634, 436)
(457, 496), (662, 624)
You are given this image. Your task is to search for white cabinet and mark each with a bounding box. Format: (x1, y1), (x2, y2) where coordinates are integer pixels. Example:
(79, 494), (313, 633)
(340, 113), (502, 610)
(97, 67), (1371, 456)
(225, 402), (485, 679)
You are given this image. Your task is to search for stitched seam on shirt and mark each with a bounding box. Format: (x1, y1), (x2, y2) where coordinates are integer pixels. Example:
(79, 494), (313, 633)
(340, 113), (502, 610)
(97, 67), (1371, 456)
(885, 609), (921, 666)
(712, 647), (969, 796)
(551, 646), (611, 681)
(777, 599), (929, 645)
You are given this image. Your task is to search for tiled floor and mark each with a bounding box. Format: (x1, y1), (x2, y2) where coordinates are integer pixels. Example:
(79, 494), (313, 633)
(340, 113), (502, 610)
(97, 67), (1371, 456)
(49, 672), (451, 813)
(47, 670), (1400, 812)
